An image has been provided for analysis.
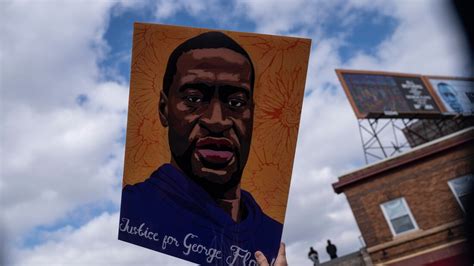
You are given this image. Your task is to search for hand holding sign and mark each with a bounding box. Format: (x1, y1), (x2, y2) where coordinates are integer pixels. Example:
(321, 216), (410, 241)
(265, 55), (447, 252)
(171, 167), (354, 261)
(256, 243), (288, 266)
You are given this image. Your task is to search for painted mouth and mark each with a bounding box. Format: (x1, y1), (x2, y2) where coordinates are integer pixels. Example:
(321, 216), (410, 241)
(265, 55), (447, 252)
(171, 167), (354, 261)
(195, 137), (235, 166)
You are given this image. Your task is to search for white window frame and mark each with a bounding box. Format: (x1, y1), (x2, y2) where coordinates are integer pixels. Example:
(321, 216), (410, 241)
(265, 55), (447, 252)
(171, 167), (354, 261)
(380, 197), (419, 237)
(448, 174), (473, 213)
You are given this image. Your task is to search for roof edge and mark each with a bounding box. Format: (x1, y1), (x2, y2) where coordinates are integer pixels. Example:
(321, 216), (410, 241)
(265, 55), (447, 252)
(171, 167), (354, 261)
(333, 127), (474, 194)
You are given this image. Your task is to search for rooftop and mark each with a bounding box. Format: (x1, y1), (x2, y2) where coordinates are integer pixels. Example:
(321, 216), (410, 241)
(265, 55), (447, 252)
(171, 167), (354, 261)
(333, 127), (474, 194)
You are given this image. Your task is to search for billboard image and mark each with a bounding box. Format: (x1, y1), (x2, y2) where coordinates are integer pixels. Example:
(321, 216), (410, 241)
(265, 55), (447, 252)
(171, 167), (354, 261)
(424, 76), (474, 115)
(336, 69), (443, 119)
(118, 23), (311, 265)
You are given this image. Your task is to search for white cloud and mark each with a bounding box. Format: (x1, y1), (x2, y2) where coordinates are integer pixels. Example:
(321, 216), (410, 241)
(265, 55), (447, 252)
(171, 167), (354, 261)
(233, 0), (470, 262)
(0, 0), (128, 248)
(294, 88), (363, 172)
(235, 0), (318, 34)
(344, 1), (470, 75)
(309, 38), (345, 91)
(283, 167), (362, 262)
(10, 212), (193, 266)
(233, 0), (390, 36)
(154, 0), (236, 27)
(2, 0), (470, 265)
(155, 0), (185, 19)
(0, 1), (113, 110)
(9, 209), (358, 265)
(275, 36), (364, 262)
(2, 92), (127, 238)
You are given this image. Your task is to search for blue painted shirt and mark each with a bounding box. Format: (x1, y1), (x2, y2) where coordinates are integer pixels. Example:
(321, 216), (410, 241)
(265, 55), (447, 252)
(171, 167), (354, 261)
(118, 164), (283, 265)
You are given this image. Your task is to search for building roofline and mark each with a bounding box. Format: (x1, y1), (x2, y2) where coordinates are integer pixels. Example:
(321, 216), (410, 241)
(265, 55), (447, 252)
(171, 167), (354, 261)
(333, 127), (474, 194)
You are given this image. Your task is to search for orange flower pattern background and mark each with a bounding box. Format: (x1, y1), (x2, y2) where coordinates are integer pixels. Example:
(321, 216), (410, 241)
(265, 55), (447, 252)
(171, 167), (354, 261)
(123, 23), (311, 224)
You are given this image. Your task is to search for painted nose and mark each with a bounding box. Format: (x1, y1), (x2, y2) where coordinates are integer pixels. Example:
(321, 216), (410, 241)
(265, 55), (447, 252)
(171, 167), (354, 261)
(200, 99), (232, 133)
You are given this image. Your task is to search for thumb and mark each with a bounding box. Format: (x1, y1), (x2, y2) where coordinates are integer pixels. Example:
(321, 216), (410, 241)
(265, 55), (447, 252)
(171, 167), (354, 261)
(255, 251), (270, 266)
(275, 243), (288, 266)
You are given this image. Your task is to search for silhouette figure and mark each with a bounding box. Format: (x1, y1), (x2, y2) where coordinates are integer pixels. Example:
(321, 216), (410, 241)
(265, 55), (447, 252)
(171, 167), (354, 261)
(326, 240), (338, 259)
(308, 247), (319, 265)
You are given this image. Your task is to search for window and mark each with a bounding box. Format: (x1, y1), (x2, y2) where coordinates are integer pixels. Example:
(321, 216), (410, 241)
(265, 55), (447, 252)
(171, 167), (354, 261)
(448, 174), (473, 212)
(380, 197), (418, 236)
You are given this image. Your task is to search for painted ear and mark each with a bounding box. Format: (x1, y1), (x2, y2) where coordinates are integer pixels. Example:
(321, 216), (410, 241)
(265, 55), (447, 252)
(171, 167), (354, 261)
(159, 90), (169, 127)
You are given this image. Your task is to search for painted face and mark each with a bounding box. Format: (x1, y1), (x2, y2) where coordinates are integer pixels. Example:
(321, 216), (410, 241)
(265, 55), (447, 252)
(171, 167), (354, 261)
(438, 84), (456, 102)
(164, 48), (254, 187)
(438, 83), (463, 113)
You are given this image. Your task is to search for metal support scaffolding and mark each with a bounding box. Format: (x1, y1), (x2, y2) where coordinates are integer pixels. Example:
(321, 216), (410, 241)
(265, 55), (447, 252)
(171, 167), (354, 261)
(358, 117), (473, 164)
(358, 119), (412, 164)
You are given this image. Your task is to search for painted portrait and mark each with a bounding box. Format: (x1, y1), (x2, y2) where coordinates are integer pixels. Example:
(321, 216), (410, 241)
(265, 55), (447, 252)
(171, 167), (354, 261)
(118, 23), (311, 265)
(424, 76), (474, 114)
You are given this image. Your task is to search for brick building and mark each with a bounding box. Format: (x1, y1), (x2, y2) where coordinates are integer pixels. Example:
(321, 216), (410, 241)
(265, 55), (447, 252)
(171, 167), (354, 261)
(333, 127), (473, 265)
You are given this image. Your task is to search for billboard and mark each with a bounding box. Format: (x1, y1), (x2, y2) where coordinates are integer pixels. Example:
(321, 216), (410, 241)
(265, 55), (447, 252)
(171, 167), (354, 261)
(336, 69), (443, 119)
(118, 23), (311, 265)
(423, 76), (474, 115)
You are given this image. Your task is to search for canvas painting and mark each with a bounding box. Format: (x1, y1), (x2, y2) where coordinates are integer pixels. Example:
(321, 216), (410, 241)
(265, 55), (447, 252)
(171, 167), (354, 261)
(118, 23), (311, 265)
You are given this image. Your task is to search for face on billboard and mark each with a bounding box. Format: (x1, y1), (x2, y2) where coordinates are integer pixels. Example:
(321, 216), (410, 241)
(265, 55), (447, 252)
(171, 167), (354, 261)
(161, 48), (254, 189)
(437, 82), (463, 113)
(428, 78), (474, 114)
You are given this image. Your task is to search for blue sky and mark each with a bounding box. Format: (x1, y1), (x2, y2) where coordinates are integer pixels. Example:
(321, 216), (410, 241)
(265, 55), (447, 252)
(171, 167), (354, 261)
(1, 0), (470, 265)
(102, 2), (399, 83)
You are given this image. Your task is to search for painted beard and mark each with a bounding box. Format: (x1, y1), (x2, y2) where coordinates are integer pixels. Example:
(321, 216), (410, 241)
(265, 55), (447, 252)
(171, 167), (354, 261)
(172, 138), (244, 198)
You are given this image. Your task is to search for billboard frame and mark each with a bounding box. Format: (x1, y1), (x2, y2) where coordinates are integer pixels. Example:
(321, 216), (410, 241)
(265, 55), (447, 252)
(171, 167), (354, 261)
(422, 75), (474, 115)
(336, 69), (445, 119)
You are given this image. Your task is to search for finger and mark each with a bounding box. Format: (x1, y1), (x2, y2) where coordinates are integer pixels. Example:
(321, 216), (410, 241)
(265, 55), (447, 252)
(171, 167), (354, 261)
(255, 251), (269, 266)
(275, 242), (288, 266)
(278, 242), (286, 256)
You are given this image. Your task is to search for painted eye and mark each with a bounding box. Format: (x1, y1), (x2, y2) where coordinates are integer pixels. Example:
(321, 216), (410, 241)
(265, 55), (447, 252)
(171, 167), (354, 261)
(228, 99), (245, 107)
(186, 96), (202, 103)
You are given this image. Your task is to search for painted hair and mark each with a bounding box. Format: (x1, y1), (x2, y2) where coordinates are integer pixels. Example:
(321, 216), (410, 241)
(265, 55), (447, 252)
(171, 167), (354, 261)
(162, 31), (255, 95)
